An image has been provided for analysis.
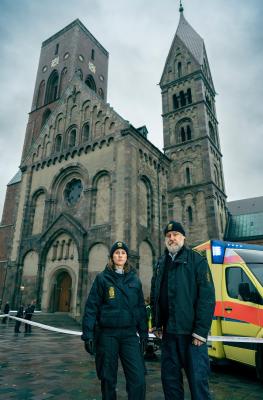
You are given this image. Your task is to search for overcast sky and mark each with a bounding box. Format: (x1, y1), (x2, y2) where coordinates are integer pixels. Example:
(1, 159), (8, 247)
(0, 0), (263, 217)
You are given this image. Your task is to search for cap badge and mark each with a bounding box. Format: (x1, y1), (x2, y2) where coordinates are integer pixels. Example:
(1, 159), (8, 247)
(117, 242), (123, 248)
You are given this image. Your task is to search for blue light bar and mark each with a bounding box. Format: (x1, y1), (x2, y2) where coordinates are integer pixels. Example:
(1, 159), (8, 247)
(210, 240), (263, 264)
(211, 240), (226, 264)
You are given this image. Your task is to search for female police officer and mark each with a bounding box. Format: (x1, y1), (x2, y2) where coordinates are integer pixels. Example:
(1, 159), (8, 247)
(82, 241), (148, 400)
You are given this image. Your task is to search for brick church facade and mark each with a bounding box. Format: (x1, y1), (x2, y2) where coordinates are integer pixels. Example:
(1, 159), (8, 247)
(0, 9), (227, 318)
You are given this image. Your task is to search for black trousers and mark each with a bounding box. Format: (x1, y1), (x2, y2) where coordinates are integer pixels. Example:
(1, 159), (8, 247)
(14, 321), (22, 333)
(25, 316), (32, 333)
(95, 330), (146, 400)
(161, 333), (212, 400)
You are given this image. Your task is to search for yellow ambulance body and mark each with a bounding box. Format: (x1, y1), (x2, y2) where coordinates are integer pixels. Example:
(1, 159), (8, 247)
(194, 240), (263, 379)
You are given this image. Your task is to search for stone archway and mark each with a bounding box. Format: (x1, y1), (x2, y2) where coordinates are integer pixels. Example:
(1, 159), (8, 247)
(41, 231), (79, 314)
(50, 270), (72, 312)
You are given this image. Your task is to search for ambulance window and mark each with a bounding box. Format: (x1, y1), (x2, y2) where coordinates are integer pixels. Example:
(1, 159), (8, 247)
(247, 263), (263, 286)
(226, 267), (261, 304)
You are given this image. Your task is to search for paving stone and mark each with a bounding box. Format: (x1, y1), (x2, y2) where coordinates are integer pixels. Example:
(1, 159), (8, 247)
(0, 318), (262, 399)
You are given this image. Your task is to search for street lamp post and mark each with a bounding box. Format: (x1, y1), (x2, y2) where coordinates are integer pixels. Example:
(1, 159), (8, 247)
(20, 285), (25, 307)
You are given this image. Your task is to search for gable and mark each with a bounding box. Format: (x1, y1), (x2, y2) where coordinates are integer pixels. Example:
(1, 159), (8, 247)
(160, 35), (200, 86)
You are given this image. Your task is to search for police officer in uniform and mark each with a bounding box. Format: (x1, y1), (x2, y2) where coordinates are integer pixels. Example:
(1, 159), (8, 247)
(24, 301), (36, 333)
(150, 221), (215, 400)
(14, 305), (24, 333)
(82, 241), (148, 400)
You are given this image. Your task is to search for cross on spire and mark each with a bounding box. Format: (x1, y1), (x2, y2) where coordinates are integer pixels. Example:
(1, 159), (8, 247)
(179, 0), (184, 13)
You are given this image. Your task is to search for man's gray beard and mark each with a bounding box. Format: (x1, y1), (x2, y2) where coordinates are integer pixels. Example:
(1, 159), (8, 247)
(165, 241), (183, 254)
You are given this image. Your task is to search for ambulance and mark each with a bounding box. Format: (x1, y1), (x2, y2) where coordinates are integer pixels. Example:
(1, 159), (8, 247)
(194, 240), (263, 380)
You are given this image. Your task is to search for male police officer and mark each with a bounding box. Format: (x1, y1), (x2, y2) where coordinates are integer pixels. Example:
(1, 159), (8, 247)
(150, 221), (215, 400)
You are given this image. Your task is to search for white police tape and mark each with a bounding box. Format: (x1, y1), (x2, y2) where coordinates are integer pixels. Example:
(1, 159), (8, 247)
(1, 314), (263, 343)
(0, 314), (81, 336)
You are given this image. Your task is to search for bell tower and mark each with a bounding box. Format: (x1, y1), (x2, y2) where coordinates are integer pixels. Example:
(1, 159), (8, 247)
(22, 19), (109, 161)
(161, 3), (227, 245)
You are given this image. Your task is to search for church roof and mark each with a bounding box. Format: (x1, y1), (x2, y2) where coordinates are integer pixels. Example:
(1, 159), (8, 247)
(42, 19), (108, 57)
(176, 12), (204, 65)
(225, 212), (263, 241)
(228, 196), (263, 215)
(225, 196), (263, 241)
(160, 8), (212, 87)
(7, 170), (22, 186)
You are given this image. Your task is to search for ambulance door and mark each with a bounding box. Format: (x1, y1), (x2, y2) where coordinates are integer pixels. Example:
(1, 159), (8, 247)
(221, 265), (260, 366)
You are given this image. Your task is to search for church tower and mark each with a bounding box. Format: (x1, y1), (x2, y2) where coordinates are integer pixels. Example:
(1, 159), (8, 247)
(22, 19), (109, 161)
(161, 3), (227, 245)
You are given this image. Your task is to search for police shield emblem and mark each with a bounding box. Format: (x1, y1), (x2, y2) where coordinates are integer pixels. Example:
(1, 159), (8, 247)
(108, 286), (115, 299)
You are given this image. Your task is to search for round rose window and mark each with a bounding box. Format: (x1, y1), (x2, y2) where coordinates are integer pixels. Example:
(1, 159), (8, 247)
(64, 178), (83, 206)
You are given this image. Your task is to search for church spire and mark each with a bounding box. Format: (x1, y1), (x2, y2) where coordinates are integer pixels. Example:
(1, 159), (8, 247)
(179, 0), (184, 13)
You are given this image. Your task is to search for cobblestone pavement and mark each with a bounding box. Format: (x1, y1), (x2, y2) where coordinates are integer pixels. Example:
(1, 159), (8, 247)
(0, 318), (262, 400)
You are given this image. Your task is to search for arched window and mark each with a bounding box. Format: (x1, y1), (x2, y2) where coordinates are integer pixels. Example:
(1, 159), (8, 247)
(186, 167), (191, 184)
(41, 108), (51, 127)
(59, 67), (67, 96)
(85, 75), (96, 92)
(69, 129), (76, 147)
(57, 117), (63, 132)
(44, 141), (51, 157)
(109, 122), (115, 132)
(36, 80), (45, 108)
(187, 206), (193, 224)
(45, 70), (59, 103)
(177, 119), (193, 143)
(181, 127), (186, 142)
(139, 178), (153, 228)
(209, 122), (217, 145)
(162, 195), (168, 228)
(187, 125), (191, 140)
(93, 174), (110, 224)
(32, 192), (46, 235)
(55, 134), (62, 153)
(179, 91), (186, 107)
(94, 121), (101, 138)
(206, 95), (212, 109)
(75, 68), (83, 80)
(187, 88), (192, 104)
(83, 104), (90, 120)
(173, 94), (179, 110)
(178, 62), (182, 78)
(82, 123), (90, 142)
(214, 164), (220, 187)
(98, 88), (104, 99)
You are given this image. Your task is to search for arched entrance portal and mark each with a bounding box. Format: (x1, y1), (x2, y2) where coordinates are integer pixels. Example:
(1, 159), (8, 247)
(50, 271), (72, 312)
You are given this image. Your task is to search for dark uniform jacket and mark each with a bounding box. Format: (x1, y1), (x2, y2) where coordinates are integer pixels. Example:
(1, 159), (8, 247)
(25, 304), (35, 320)
(150, 246), (215, 340)
(82, 265), (148, 340)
